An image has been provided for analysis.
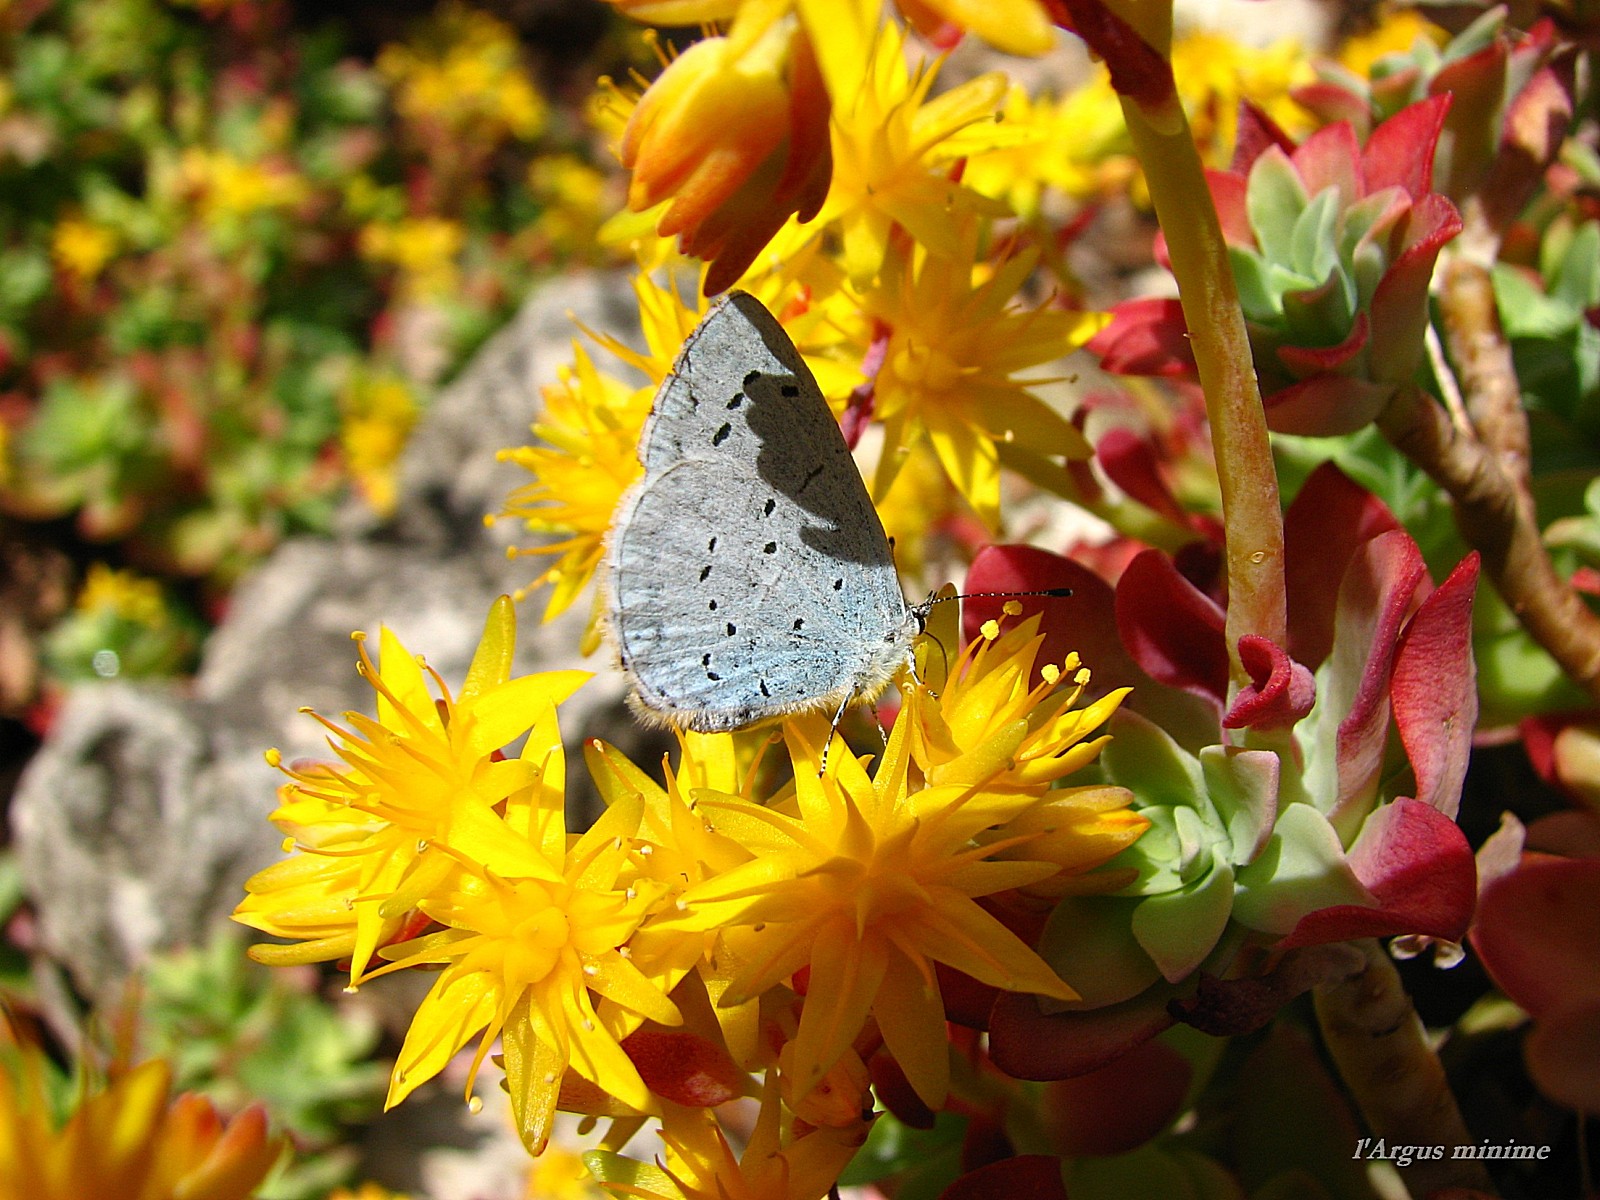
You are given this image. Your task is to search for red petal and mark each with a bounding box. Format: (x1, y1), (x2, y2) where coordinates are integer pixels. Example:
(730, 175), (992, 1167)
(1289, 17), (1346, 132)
(1283, 463), (1402, 671)
(1391, 553), (1480, 817)
(1224, 634), (1316, 730)
(1278, 798), (1477, 948)
(1116, 549), (1229, 704)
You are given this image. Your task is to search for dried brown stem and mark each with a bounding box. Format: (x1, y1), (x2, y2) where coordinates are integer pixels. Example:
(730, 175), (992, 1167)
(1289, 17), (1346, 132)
(1376, 261), (1600, 704)
(1314, 940), (1497, 1198)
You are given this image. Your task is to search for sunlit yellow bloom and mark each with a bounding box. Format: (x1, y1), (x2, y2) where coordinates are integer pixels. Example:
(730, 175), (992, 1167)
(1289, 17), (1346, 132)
(1337, 6), (1446, 80)
(178, 147), (309, 221)
(584, 1074), (866, 1200)
(51, 218), (117, 280)
(74, 562), (166, 627)
(375, 788), (679, 1151)
(359, 216), (465, 298)
(911, 603), (1148, 893)
(234, 598), (589, 985)
(0, 1018), (283, 1200)
(379, 2), (547, 142)
(340, 370), (420, 518)
(621, 7), (832, 294)
(810, 19), (1011, 281)
(653, 703), (1081, 1108)
(861, 223), (1101, 529)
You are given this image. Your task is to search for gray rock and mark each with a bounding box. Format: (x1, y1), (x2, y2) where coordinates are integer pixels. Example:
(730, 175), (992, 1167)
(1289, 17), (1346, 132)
(10, 270), (667, 1007)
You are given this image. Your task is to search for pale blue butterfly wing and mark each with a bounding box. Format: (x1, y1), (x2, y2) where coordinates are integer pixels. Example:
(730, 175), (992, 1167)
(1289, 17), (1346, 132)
(607, 292), (912, 732)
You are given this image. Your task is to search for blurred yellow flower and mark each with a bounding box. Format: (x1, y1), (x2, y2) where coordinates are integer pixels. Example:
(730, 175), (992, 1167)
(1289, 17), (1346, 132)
(0, 1018), (283, 1200)
(74, 562), (166, 627)
(379, 2), (547, 142)
(329, 1185), (413, 1200)
(1337, 6), (1446, 80)
(178, 147), (309, 222)
(1171, 30), (1315, 164)
(51, 217), (117, 280)
(529, 153), (620, 257)
(359, 216), (465, 298)
(340, 370), (420, 517)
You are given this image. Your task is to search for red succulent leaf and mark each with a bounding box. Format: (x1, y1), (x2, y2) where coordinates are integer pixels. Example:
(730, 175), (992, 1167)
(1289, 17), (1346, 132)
(1038, 1037), (1192, 1156)
(987, 988), (1175, 1080)
(1368, 192), (1463, 380)
(1283, 463), (1403, 670)
(1291, 79), (1374, 130)
(1470, 855), (1600, 1016)
(1278, 797), (1477, 948)
(1096, 427), (1199, 531)
(1290, 120), (1363, 206)
(1328, 530), (1430, 826)
(1169, 943), (1364, 1035)
(1363, 93), (1452, 198)
(938, 1156), (1069, 1200)
(1429, 38), (1509, 200)
(1224, 634), (1316, 731)
(1232, 100), (1297, 173)
(869, 1051), (936, 1129)
(1479, 58), (1575, 233)
(1275, 310), (1371, 376)
(1046, 0), (1175, 108)
(620, 1029), (746, 1108)
(1086, 297), (1195, 376)
(1261, 374), (1395, 437)
(1524, 997), (1600, 1112)
(1391, 553), (1480, 818)
(1116, 548), (1229, 704)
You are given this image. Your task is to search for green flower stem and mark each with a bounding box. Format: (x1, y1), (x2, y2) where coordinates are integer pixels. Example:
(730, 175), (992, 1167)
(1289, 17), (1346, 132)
(1118, 91), (1287, 690)
(1379, 260), (1600, 704)
(1314, 940), (1497, 1197)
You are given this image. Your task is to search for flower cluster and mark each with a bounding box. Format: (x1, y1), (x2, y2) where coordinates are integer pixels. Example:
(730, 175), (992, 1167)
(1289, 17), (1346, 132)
(235, 595), (1144, 1180)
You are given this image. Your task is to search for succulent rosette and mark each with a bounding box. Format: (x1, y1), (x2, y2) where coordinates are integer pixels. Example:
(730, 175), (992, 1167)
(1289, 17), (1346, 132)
(1092, 96), (1464, 436)
(960, 464), (1480, 1074)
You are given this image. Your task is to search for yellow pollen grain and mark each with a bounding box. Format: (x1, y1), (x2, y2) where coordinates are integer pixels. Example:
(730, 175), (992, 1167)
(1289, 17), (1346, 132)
(1003, 600), (1023, 616)
(1075, 667), (1091, 686)
(1040, 663), (1061, 685)
(981, 619), (1000, 641)
(264, 747), (282, 767)
(468, 1095), (484, 1114)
